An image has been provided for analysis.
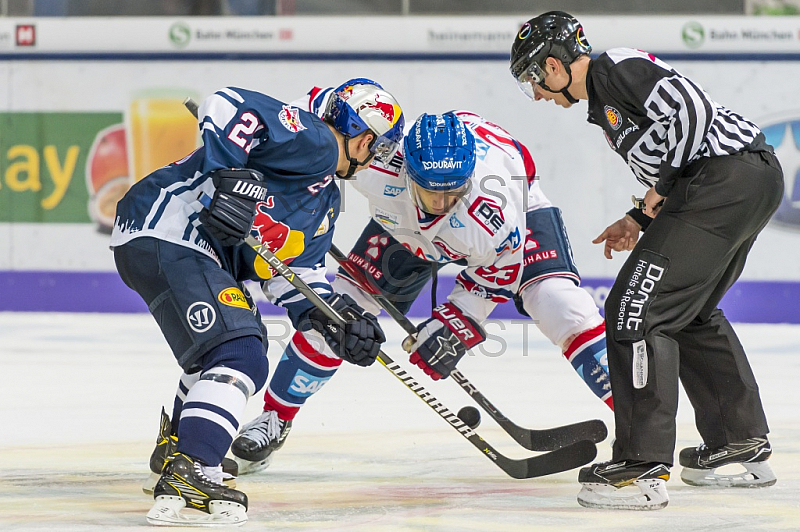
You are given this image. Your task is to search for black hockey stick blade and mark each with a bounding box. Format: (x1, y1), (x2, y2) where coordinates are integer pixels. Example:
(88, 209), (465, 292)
(451, 369), (607, 451)
(452, 368), (607, 451)
(497, 416), (607, 453)
(327, 242), (608, 451)
(378, 356), (597, 479)
(489, 439), (597, 480)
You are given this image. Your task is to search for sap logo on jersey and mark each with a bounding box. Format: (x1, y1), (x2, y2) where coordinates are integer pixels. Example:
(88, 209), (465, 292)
(290, 370), (331, 397)
(761, 117), (800, 230)
(383, 184), (406, 197)
(186, 301), (216, 333)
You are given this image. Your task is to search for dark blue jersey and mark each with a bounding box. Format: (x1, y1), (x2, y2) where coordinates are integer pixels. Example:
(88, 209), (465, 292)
(111, 87), (341, 323)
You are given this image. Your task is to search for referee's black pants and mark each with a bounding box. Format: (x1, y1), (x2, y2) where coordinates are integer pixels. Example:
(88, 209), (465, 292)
(605, 150), (784, 465)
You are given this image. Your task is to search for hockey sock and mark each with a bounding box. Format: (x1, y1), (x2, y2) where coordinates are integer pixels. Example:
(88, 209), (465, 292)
(170, 371), (201, 434)
(263, 330), (343, 420)
(563, 323), (613, 410)
(177, 336), (264, 466)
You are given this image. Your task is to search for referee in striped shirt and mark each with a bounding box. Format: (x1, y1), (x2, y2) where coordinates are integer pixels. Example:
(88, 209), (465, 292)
(511, 12), (784, 510)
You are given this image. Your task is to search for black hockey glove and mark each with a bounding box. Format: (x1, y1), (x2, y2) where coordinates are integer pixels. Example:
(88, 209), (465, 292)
(297, 293), (386, 367)
(407, 302), (486, 381)
(200, 168), (266, 246)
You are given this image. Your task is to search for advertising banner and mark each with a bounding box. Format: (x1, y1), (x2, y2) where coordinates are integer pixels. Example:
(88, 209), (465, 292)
(1, 16), (798, 321)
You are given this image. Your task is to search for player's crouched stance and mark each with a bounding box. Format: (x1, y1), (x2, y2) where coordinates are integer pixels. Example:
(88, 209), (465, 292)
(111, 81), (402, 525)
(233, 106), (612, 474)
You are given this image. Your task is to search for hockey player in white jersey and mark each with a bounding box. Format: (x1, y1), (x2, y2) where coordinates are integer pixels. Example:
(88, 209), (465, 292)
(229, 89), (612, 474)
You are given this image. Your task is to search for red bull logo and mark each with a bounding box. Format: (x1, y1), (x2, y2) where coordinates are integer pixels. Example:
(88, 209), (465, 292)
(251, 202), (305, 279)
(373, 93), (401, 126)
(278, 105), (306, 133)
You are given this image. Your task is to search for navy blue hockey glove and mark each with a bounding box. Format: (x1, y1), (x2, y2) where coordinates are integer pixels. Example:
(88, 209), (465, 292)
(407, 303), (486, 381)
(200, 168), (266, 246)
(297, 293), (386, 367)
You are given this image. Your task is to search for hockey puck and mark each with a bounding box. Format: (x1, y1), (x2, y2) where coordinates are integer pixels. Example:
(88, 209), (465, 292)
(457, 406), (481, 429)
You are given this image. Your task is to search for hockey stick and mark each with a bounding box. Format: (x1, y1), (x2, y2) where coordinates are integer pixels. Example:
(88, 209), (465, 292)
(326, 243), (608, 451)
(243, 234), (596, 479)
(185, 97), (597, 477)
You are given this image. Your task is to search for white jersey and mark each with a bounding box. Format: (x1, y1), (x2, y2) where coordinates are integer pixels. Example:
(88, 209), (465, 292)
(357, 111), (552, 322)
(294, 87), (551, 322)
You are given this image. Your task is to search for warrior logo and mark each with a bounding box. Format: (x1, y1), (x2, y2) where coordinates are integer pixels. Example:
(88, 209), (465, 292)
(186, 301), (216, 333)
(278, 105), (306, 132)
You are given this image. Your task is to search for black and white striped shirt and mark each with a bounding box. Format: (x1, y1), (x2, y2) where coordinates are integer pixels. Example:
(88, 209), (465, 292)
(586, 48), (768, 195)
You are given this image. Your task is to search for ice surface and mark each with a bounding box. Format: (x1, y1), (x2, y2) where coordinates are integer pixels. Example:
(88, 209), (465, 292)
(0, 313), (797, 531)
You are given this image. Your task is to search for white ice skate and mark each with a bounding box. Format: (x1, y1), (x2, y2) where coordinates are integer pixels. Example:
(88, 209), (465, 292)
(146, 497), (248, 527)
(679, 436), (776, 488)
(146, 453), (248, 527)
(577, 460), (670, 510)
(231, 409), (292, 475)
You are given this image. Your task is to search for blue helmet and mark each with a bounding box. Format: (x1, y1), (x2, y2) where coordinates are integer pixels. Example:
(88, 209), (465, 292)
(404, 112), (476, 191)
(323, 78), (405, 178)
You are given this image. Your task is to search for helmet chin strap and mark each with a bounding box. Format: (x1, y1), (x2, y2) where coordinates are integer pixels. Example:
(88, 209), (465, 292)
(337, 135), (375, 179)
(541, 63), (579, 104)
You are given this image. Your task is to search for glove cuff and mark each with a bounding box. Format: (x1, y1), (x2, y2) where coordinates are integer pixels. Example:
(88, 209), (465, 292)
(432, 302), (486, 349)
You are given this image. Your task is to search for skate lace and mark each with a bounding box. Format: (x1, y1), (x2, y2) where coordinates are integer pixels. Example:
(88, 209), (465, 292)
(241, 410), (284, 446)
(195, 462), (227, 486)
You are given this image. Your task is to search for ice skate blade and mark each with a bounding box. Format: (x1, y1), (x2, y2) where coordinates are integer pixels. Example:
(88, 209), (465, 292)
(142, 473), (237, 495)
(680, 461), (777, 488)
(577, 478), (669, 511)
(142, 472), (160, 495)
(146, 495), (247, 527)
(233, 454), (273, 475)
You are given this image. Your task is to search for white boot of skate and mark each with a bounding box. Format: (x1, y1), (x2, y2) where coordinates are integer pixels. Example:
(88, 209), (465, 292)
(577, 477), (669, 510)
(680, 460), (777, 488)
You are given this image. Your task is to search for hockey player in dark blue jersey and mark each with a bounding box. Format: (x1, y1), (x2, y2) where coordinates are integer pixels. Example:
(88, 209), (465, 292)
(111, 81), (404, 526)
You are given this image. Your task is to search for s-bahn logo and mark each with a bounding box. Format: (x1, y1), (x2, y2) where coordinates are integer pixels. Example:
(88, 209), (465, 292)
(762, 117), (800, 230)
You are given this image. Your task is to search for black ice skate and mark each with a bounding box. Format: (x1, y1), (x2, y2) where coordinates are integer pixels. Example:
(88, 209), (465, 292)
(577, 460), (670, 510)
(679, 436), (776, 488)
(142, 407), (238, 495)
(231, 409), (293, 474)
(146, 453), (248, 526)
